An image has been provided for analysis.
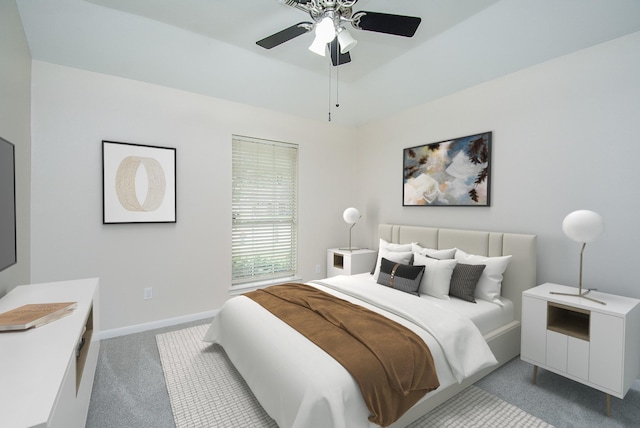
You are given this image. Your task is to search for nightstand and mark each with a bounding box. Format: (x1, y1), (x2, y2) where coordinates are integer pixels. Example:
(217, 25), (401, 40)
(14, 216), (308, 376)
(327, 248), (377, 277)
(521, 283), (640, 416)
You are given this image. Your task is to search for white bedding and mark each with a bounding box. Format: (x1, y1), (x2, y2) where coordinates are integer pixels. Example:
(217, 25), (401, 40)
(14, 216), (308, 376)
(203, 275), (498, 428)
(342, 273), (515, 335)
(421, 293), (514, 335)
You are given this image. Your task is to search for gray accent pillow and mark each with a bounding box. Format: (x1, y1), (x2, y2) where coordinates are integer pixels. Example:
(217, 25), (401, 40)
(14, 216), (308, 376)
(376, 257), (425, 296)
(449, 263), (486, 303)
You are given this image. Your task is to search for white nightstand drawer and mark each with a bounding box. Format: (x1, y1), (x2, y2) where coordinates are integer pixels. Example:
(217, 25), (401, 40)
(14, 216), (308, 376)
(521, 295), (547, 364)
(567, 336), (589, 380)
(590, 312), (624, 393)
(546, 330), (568, 372)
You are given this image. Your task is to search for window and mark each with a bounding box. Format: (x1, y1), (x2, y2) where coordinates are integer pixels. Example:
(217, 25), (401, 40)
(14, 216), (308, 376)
(231, 135), (298, 286)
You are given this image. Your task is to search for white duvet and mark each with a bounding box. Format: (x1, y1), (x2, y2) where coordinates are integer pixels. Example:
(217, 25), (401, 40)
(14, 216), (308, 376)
(203, 275), (497, 428)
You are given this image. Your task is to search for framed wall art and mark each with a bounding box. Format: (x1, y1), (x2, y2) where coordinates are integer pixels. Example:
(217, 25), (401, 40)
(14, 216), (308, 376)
(102, 141), (176, 224)
(403, 131), (491, 206)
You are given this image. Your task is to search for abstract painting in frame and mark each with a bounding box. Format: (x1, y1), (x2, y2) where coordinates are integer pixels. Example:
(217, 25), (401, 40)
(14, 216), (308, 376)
(403, 132), (491, 206)
(102, 141), (176, 224)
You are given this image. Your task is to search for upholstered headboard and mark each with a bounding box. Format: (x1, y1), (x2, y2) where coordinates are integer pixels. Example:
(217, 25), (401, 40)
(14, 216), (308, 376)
(378, 224), (537, 320)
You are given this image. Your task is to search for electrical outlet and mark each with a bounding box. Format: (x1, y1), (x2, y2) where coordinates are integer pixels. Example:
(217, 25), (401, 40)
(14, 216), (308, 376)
(144, 287), (153, 300)
(315, 264), (321, 274)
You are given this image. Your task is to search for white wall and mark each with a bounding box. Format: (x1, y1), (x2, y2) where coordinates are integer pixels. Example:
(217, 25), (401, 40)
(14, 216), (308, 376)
(30, 61), (358, 330)
(0, 0), (31, 296)
(27, 29), (640, 330)
(355, 32), (640, 300)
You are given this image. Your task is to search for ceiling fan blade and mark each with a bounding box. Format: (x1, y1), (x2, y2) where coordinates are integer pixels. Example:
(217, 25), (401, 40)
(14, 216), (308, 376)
(256, 22), (313, 49)
(328, 39), (351, 66)
(352, 11), (421, 37)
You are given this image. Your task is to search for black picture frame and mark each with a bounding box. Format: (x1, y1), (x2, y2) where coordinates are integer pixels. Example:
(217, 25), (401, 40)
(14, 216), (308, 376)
(403, 131), (492, 206)
(102, 140), (177, 224)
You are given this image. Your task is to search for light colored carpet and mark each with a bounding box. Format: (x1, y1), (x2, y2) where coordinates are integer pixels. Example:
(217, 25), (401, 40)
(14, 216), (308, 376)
(156, 325), (554, 428)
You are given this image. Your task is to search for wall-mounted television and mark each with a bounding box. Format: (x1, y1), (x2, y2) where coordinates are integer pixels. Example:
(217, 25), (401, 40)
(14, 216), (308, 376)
(0, 136), (16, 272)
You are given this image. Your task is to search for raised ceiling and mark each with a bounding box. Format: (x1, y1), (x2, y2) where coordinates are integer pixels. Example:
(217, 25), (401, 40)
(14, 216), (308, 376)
(16, 0), (640, 126)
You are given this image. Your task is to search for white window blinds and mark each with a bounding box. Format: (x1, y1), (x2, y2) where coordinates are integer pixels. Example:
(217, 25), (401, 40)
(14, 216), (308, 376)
(231, 136), (298, 285)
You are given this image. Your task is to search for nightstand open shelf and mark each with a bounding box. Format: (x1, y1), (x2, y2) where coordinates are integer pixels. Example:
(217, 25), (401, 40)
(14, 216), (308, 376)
(333, 253), (345, 270)
(547, 302), (590, 341)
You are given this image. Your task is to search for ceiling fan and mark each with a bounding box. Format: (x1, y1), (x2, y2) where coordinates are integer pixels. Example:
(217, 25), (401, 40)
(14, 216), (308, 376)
(257, 0), (422, 66)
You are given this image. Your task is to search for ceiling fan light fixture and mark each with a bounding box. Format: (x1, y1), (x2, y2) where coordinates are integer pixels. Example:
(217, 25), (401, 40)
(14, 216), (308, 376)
(337, 27), (357, 53)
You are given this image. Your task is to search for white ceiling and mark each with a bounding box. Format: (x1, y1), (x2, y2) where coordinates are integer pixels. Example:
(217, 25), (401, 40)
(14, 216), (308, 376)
(16, 0), (640, 126)
(84, 0), (503, 82)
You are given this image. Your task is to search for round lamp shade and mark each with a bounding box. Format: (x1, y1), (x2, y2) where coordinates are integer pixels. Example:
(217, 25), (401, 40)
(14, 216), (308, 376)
(343, 207), (361, 224)
(562, 210), (604, 243)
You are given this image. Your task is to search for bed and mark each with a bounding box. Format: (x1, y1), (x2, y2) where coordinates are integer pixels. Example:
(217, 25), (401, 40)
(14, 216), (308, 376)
(204, 224), (537, 427)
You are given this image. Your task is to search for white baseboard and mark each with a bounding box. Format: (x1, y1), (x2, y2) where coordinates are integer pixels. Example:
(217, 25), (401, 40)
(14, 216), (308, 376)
(100, 309), (218, 340)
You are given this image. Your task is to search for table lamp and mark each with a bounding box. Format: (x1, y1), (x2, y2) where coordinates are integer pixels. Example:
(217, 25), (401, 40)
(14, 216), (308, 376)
(340, 207), (361, 252)
(551, 210), (606, 305)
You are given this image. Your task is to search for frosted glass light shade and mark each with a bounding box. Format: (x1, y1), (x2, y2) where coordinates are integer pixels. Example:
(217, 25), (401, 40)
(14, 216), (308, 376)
(343, 207), (361, 224)
(337, 28), (357, 53)
(562, 210), (604, 243)
(308, 36), (327, 56)
(315, 16), (336, 43)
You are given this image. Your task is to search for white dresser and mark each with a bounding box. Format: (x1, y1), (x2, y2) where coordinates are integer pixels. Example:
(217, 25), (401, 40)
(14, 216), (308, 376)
(521, 282), (640, 415)
(0, 278), (100, 428)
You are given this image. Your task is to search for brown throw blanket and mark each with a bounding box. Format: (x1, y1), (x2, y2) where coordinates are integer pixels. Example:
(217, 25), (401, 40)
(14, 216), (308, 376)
(246, 283), (440, 427)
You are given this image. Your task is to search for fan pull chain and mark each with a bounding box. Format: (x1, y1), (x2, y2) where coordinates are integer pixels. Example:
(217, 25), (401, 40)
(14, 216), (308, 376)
(335, 62), (340, 108)
(328, 57), (332, 122)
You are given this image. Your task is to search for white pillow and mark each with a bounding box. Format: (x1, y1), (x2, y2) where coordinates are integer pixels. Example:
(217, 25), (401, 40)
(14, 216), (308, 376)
(454, 249), (512, 306)
(380, 238), (413, 253)
(411, 243), (456, 260)
(371, 239), (413, 278)
(372, 249), (413, 281)
(413, 253), (457, 299)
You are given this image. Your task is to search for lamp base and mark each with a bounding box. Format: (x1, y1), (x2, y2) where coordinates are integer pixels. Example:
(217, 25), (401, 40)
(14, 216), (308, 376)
(550, 289), (606, 305)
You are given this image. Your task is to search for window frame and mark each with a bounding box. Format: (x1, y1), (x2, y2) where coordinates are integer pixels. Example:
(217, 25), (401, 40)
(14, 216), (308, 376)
(231, 135), (299, 291)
